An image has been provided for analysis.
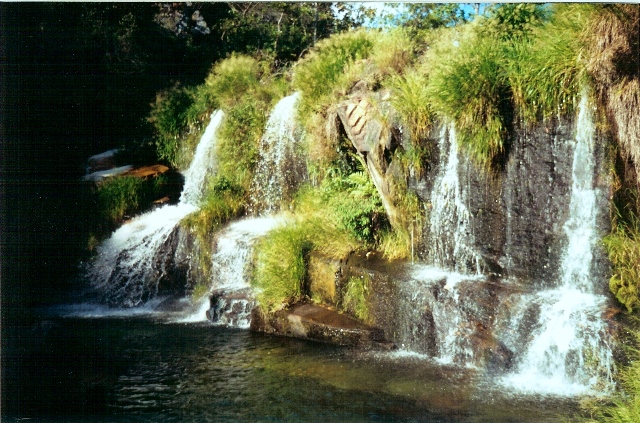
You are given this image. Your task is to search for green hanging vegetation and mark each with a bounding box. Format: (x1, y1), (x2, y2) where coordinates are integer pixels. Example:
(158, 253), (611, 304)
(342, 275), (372, 324)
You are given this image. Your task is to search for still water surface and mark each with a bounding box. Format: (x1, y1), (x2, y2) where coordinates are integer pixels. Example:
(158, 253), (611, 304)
(4, 312), (582, 422)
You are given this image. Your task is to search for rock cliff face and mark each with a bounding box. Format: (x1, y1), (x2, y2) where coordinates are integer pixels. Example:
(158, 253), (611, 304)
(335, 90), (612, 285)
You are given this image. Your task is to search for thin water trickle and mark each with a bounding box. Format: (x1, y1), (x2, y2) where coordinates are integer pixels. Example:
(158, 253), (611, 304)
(429, 124), (482, 274)
(182, 216), (284, 325)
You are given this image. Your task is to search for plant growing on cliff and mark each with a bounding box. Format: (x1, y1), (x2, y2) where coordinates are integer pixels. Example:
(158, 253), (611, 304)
(604, 219), (640, 313)
(342, 275), (372, 324)
(503, 4), (590, 122)
(424, 25), (511, 169)
(253, 223), (312, 312)
(293, 29), (374, 118)
(95, 175), (145, 223)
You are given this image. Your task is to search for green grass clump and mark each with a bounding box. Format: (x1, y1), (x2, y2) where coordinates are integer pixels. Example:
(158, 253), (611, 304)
(94, 175), (145, 223)
(293, 29), (374, 118)
(216, 100), (266, 192)
(604, 220), (640, 312)
(425, 27), (510, 169)
(389, 70), (434, 143)
(342, 275), (371, 323)
(503, 4), (591, 122)
(253, 222), (312, 312)
(203, 54), (262, 110)
(583, 329), (640, 422)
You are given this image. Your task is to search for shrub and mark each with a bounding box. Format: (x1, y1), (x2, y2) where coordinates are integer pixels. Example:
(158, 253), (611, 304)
(321, 168), (389, 246)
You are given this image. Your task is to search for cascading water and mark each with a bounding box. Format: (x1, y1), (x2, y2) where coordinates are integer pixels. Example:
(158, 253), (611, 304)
(250, 92), (304, 214)
(188, 94), (303, 325)
(429, 124), (482, 274)
(183, 217), (283, 326)
(86, 110), (224, 307)
(501, 92), (614, 395)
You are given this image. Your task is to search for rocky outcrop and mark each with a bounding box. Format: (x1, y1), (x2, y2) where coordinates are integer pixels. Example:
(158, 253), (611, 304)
(336, 91), (406, 228)
(335, 86), (611, 284)
(251, 302), (389, 348)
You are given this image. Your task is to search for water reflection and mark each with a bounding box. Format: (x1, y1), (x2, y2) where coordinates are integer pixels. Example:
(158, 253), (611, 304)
(4, 314), (582, 422)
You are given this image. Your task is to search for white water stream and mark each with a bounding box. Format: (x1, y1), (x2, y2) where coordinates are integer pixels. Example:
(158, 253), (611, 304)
(86, 110), (224, 307)
(429, 124), (482, 274)
(501, 92), (614, 395)
(250, 92), (303, 214)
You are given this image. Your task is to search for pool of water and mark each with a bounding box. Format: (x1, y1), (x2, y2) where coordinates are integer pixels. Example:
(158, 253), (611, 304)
(3, 310), (583, 422)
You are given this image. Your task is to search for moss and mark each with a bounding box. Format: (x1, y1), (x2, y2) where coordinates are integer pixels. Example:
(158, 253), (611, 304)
(341, 275), (371, 324)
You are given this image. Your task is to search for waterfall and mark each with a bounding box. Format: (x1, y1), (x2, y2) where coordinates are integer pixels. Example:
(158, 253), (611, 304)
(183, 217), (283, 326)
(186, 94), (303, 325)
(396, 266), (484, 364)
(86, 111), (224, 307)
(429, 124), (482, 274)
(501, 92), (614, 395)
(250, 92), (304, 214)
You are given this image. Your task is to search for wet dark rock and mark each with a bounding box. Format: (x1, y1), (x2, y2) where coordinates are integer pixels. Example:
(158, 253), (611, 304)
(206, 288), (255, 327)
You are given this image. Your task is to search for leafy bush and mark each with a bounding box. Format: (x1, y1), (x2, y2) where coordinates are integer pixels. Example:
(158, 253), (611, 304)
(321, 168), (389, 246)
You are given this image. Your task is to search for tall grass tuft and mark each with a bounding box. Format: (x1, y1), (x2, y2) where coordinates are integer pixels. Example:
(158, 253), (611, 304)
(293, 29), (374, 118)
(342, 275), (372, 324)
(425, 27), (510, 169)
(94, 175), (146, 224)
(504, 4), (591, 122)
(583, 328), (640, 422)
(604, 218), (640, 313)
(203, 54), (262, 110)
(389, 70), (433, 143)
(253, 223), (312, 312)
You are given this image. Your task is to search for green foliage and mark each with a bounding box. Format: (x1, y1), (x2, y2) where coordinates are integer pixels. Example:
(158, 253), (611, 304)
(389, 70), (434, 143)
(216, 100), (266, 191)
(320, 167), (390, 246)
(94, 176), (145, 223)
(342, 275), (371, 323)
(604, 219), (640, 312)
(425, 28), (510, 169)
(204, 54), (261, 110)
(253, 223), (312, 312)
(293, 30), (375, 118)
(391, 4), (466, 34)
(483, 3), (548, 41)
(503, 4), (591, 122)
(583, 329), (640, 423)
